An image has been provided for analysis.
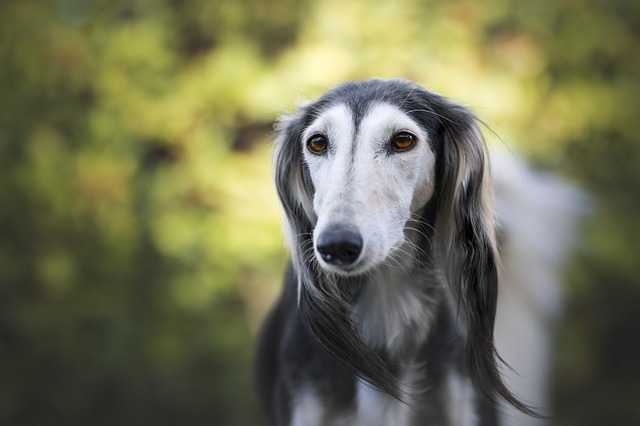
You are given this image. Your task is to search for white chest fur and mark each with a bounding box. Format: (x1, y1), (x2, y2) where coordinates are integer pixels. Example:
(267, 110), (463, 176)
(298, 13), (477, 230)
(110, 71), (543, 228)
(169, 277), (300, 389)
(353, 370), (417, 426)
(290, 374), (417, 426)
(290, 369), (478, 426)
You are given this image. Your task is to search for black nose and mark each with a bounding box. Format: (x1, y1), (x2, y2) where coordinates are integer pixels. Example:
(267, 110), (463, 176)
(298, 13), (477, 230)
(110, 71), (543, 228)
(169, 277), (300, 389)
(316, 229), (363, 266)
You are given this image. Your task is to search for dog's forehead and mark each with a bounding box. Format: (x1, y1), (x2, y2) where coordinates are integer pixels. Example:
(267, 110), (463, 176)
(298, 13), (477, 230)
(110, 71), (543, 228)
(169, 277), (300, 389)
(305, 79), (438, 133)
(311, 80), (411, 122)
(303, 102), (426, 145)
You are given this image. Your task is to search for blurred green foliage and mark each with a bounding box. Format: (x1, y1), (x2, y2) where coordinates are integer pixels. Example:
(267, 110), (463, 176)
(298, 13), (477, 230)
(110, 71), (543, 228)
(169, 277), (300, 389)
(0, 0), (638, 425)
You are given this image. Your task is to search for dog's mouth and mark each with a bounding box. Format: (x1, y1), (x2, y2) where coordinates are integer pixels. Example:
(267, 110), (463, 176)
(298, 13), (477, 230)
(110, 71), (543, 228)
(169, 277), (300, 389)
(315, 256), (368, 276)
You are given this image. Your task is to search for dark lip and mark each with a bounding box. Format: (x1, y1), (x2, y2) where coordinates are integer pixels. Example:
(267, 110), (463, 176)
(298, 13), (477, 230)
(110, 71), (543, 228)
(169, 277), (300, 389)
(316, 256), (372, 277)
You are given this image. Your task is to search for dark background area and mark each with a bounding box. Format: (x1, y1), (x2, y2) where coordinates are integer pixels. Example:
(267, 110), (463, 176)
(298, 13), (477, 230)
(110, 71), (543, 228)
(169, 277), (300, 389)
(1, 0), (639, 424)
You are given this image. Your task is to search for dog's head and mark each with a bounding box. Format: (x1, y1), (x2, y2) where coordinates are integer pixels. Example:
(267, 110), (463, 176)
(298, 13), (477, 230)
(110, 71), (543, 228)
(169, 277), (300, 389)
(273, 78), (534, 415)
(295, 99), (437, 276)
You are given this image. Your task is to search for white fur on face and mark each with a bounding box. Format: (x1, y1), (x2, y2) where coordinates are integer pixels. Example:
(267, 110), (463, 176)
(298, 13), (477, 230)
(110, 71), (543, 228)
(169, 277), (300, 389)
(301, 102), (436, 275)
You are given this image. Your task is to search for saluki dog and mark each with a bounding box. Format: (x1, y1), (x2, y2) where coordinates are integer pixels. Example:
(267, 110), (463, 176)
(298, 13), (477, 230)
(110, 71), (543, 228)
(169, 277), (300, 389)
(255, 78), (583, 426)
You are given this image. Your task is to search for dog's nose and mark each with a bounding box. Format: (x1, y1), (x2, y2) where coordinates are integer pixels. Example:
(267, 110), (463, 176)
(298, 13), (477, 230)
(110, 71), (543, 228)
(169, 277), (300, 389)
(316, 230), (363, 266)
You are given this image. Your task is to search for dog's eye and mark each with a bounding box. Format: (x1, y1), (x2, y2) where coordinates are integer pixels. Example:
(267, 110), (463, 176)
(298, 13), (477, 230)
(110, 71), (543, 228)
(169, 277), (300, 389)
(307, 134), (328, 154)
(390, 132), (416, 152)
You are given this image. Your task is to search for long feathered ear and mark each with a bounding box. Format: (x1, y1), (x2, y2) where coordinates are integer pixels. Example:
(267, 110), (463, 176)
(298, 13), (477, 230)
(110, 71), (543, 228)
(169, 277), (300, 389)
(432, 103), (541, 417)
(272, 108), (404, 399)
(272, 111), (316, 271)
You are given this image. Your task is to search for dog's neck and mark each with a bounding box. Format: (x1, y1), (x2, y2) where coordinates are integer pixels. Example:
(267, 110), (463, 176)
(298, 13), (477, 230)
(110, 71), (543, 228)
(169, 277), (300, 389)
(351, 221), (443, 358)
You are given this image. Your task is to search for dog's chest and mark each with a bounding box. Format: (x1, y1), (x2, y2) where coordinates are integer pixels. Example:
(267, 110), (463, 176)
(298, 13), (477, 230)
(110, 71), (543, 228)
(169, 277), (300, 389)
(290, 378), (415, 426)
(351, 377), (415, 426)
(291, 369), (477, 426)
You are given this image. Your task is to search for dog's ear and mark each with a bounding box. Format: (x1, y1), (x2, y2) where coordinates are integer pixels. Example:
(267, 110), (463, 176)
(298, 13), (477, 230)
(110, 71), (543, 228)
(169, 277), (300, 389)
(431, 102), (540, 417)
(272, 110), (316, 273)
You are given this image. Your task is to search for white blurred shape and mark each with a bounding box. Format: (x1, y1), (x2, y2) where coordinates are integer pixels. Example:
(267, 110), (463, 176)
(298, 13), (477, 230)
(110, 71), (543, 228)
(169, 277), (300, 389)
(492, 148), (588, 426)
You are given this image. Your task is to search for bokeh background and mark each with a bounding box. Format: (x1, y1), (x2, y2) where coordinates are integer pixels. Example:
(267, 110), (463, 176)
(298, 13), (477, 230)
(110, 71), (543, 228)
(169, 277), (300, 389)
(1, 0), (639, 425)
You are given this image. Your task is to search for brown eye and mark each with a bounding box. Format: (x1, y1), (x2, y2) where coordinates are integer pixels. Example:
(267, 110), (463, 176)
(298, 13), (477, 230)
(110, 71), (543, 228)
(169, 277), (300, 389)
(307, 134), (328, 154)
(391, 132), (416, 152)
